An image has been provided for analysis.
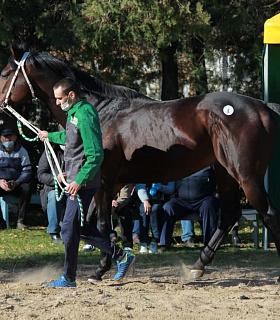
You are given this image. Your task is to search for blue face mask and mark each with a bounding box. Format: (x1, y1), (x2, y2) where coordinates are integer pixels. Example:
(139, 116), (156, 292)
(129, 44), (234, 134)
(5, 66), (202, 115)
(2, 141), (14, 148)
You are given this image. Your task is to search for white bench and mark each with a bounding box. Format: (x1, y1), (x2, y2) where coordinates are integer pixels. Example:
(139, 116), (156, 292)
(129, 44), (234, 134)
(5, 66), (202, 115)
(0, 194), (41, 228)
(181, 208), (259, 249)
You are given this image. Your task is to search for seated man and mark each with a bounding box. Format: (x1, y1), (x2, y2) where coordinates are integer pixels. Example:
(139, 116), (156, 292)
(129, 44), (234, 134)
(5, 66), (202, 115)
(37, 144), (66, 244)
(0, 127), (32, 229)
(159, 166), (219, 251)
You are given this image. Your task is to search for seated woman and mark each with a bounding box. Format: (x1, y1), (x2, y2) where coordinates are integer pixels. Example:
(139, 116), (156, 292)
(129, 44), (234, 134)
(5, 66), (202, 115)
(135, 182), (174, 253)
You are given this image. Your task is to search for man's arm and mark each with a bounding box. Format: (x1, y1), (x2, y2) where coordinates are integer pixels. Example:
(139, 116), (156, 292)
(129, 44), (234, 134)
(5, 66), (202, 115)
(15, 147), (32, 185)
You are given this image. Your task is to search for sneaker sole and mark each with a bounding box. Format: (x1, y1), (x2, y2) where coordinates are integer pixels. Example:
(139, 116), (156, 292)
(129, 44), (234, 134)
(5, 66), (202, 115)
(88, 278), (102, 284)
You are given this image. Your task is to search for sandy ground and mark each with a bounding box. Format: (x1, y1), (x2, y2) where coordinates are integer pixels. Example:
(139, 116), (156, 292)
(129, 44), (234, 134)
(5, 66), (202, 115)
(0, 262), (280, 320)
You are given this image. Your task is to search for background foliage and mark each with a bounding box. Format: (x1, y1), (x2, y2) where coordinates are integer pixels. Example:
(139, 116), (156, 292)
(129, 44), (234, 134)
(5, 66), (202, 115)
(0, 0), (278, 99)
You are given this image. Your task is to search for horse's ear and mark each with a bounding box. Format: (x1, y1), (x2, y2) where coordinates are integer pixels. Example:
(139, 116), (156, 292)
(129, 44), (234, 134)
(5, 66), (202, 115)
(10, 44), (26, 61)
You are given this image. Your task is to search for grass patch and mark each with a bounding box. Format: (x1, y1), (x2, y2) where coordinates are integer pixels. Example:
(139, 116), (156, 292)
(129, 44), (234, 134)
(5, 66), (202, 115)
(0, 218), (279, 271)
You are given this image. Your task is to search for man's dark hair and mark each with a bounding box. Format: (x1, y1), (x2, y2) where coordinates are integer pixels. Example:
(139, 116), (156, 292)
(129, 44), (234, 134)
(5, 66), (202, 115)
(53, 77), (81, 96)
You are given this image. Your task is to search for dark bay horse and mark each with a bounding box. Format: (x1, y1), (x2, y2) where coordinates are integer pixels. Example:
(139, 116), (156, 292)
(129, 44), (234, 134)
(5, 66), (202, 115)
(1, 45), (280, 281)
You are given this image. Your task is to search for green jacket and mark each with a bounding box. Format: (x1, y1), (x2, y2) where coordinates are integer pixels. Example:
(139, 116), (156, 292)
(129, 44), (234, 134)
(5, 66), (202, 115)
(48, 99), (104, 188)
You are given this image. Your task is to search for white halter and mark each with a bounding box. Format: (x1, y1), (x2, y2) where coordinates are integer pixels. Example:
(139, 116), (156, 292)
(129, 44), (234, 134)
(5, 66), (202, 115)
(4, 52), (36, 105)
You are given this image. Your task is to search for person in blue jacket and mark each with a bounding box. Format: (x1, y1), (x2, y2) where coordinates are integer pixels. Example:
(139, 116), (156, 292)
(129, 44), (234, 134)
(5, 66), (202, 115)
(0, 127), (32, 230)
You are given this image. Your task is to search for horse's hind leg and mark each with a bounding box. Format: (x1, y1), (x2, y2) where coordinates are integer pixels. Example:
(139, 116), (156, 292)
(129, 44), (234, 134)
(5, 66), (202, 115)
(190, 169), (280, 281)
(190, 165), (243, 280)
(242, 177), (280, 257)
(240, 176), (280, 282)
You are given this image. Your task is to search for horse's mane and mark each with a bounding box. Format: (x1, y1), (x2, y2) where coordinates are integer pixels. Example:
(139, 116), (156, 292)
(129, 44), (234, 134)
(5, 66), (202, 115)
(10, 45), (151, 102)
(72, 67), (151, 101)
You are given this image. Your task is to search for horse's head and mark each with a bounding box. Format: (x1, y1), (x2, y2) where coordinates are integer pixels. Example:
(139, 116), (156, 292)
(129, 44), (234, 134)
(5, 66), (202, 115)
(0, 44), (68, 126)
(0, 45), (35, 109)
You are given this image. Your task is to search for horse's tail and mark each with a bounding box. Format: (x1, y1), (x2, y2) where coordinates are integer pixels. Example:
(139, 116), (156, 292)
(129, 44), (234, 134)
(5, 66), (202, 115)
(266, 102), (280, 117)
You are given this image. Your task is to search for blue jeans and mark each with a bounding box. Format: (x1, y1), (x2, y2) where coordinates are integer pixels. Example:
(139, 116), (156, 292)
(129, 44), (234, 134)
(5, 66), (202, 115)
(139, 202), (162, 243)
(133, 219), (140, 236)
(46, 190), (65, 234)
(0, 182), (30, 224)
(180, 220), (194, 242)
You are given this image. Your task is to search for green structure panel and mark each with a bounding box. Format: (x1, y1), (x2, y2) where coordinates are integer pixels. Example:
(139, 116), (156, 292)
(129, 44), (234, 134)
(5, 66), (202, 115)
(264, 45), (280, 211)
(262, 13), (280, 247)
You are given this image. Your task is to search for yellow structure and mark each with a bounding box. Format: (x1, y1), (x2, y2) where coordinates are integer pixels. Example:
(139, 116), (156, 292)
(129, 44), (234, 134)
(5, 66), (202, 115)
(264, 13), (280, 44)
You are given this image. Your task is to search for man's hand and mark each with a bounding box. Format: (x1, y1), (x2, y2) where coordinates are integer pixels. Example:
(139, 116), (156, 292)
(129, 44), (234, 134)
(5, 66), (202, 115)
(0, 179), (8, 191)
(112, 200), (118, 207)
(143, 200), (151, 215)
(57, 172), (66, 183)
(0, 179), (17, 192)
(66, 181), (81, 196)
(38, 130), (49, 141)
(8, 180), (17, 191)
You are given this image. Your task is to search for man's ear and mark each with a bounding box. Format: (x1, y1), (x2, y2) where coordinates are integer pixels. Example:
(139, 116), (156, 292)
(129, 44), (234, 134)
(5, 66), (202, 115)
(69, 91), (75, 100)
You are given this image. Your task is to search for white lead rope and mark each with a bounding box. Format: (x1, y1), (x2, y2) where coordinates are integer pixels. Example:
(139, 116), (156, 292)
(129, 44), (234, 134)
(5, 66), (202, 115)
(4, 104), (67, 187)
(2, 104), (85, 226)
(5, 105), (38, 135)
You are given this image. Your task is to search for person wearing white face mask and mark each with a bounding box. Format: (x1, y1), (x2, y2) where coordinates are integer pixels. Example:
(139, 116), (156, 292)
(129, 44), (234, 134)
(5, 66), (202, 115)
(38, 77), (135, 288)
(0, 127), (32, 229)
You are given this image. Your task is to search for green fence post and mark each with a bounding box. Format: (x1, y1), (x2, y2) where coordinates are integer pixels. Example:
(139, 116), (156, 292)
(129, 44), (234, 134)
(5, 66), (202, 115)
(262, 13), (280, 249)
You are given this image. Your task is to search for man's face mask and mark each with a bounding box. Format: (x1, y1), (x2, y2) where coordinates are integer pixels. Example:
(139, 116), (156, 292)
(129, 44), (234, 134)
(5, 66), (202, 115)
(60, 94), (73, 112)
(2, 141), (14, 148)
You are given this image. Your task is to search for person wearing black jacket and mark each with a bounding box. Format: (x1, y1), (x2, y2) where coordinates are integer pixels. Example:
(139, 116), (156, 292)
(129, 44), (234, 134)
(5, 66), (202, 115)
(159, 166), (219, 251)
(37, 144), (65, 244)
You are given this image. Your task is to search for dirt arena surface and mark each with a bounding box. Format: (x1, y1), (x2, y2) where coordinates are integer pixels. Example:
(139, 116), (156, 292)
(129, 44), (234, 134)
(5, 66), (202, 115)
(0, 263), (280, 320)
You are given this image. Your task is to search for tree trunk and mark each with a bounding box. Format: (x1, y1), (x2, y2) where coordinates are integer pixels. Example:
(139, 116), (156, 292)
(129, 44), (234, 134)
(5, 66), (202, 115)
(159, 43), (179, 101)
(191, 36), (208, 96)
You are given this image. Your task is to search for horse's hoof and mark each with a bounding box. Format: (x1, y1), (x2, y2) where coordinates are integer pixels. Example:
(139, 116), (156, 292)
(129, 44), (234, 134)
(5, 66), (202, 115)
(189, 269), (204, 280)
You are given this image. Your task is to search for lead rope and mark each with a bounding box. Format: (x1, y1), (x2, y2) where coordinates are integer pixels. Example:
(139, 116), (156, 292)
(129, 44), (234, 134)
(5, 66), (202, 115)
(5, 105), (85, 226)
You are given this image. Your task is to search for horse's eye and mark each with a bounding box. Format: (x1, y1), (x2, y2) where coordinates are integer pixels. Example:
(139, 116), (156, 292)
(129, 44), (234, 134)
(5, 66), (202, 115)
(1, 72), (9, 80)
(1, 67), (11, 80)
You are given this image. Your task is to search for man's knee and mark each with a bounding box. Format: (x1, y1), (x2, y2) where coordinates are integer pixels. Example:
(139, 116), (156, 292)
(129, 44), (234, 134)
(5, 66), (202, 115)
(163, 201), (174, 215)
(19, 183), (30, 194)
(200, 197), (219, 210)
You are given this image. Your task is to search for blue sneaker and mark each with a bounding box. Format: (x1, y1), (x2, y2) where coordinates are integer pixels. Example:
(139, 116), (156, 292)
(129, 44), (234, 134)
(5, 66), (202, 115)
(114, 251), (135, 281)
(42, 275), (76, 288)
